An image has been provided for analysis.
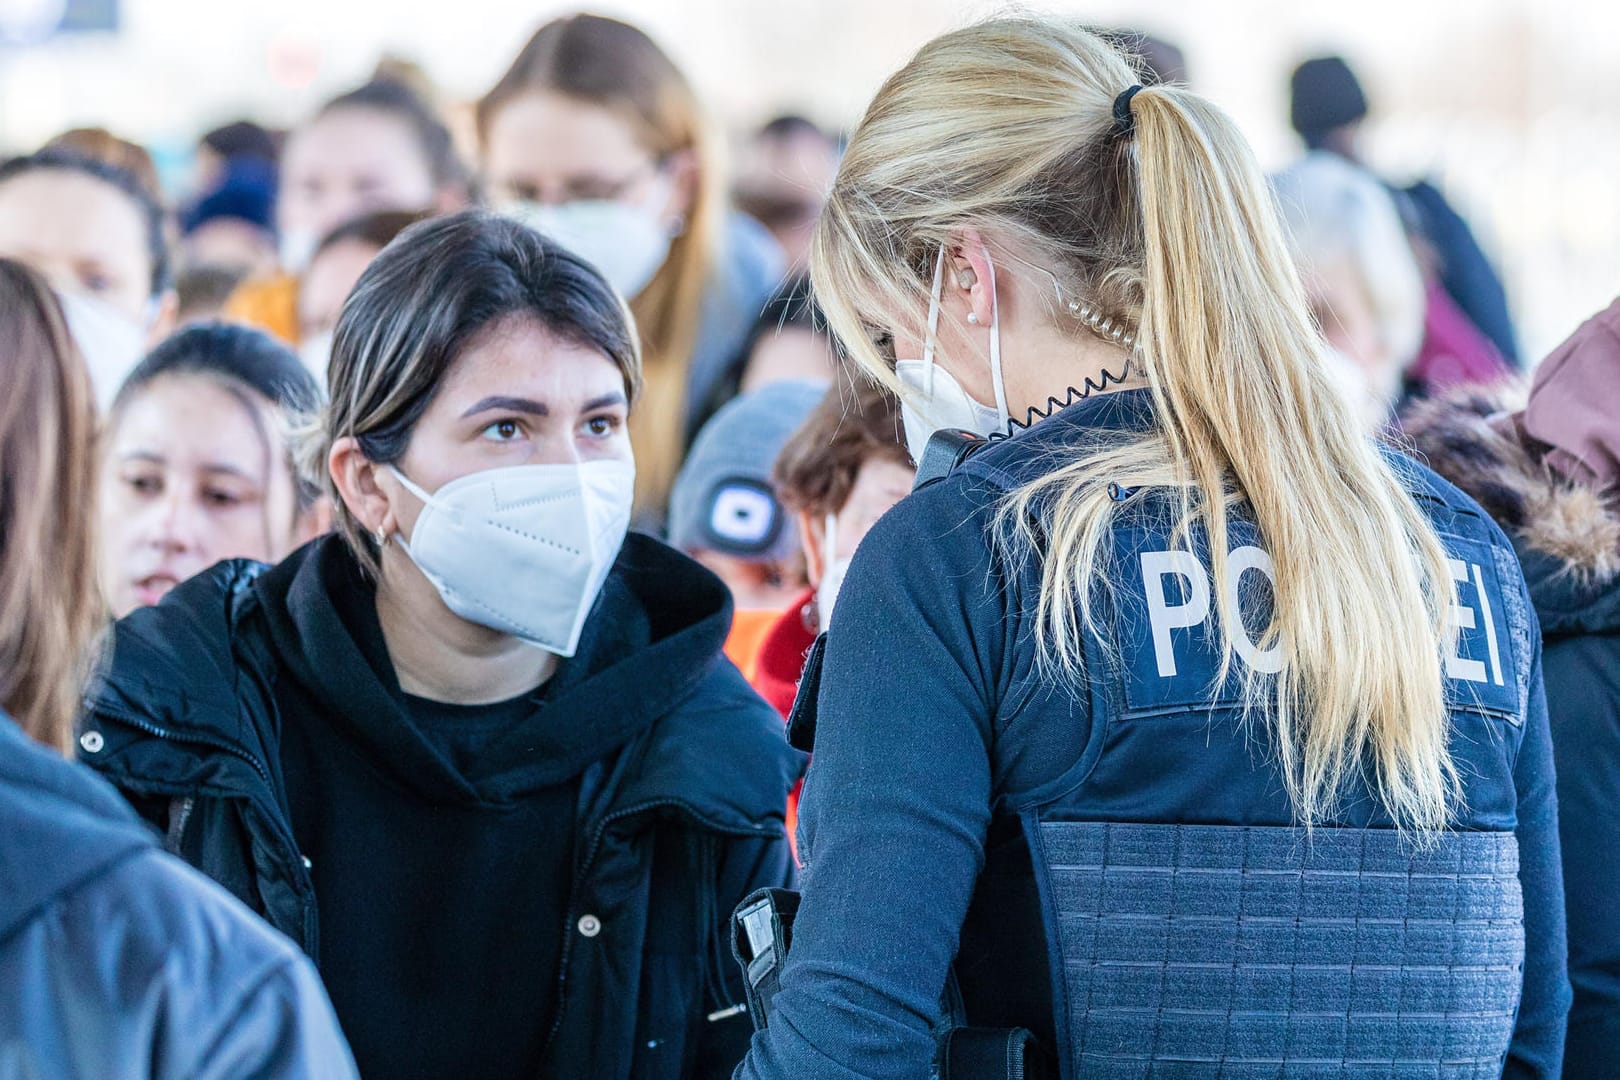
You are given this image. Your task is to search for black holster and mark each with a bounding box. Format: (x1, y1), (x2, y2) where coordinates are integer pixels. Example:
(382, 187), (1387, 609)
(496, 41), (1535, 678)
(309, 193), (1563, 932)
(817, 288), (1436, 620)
(730, 888), (1048, 1079)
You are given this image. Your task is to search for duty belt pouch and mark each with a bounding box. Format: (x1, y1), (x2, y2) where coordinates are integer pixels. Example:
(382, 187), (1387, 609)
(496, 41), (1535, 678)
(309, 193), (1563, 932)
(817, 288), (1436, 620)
(938, 1026), (1048, 1080)
(731, 887), (801, 1031)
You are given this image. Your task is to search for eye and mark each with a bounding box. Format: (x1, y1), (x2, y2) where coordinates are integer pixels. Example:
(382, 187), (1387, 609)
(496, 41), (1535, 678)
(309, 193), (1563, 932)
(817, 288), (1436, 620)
(482, 418), (525, 442)
(508, 180), (542, 203)
(583, 414), (623, 438)
(203, 487), (244, 508)
(126, 474), (161, 496)
(84, 270), (115, 294)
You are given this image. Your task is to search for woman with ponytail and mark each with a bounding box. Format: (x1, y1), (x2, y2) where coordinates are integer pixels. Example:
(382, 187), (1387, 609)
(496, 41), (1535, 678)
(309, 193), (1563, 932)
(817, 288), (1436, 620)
(736, 18), (1567, 1080)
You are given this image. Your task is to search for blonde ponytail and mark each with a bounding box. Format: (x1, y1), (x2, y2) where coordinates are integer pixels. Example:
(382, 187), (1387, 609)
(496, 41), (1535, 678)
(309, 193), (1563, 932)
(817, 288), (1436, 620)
(812, 18), (1460, 834)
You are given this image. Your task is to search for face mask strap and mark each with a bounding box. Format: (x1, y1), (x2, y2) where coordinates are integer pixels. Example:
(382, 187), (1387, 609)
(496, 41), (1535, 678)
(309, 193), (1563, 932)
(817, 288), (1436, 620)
(921, 246), (946, 398)
(823, 512), (838, 567)
(983, 245), (1010, 427)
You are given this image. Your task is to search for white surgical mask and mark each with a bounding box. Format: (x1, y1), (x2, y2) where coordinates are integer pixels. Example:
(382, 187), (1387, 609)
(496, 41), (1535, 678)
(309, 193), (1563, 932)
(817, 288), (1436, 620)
(389, 459), (635, 657)
(57, 289), (149, 410)
(816, 512), (853, 630)
(503, 198), (672, 299)
(893, 246), (1009, 463)
(279, 228), (320, 275)
(298, 328), (333, 388)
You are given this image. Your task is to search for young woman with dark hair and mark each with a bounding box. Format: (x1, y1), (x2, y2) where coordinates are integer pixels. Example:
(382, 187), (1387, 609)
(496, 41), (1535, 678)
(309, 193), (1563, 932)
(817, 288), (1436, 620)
(82, 211), (799, 1079)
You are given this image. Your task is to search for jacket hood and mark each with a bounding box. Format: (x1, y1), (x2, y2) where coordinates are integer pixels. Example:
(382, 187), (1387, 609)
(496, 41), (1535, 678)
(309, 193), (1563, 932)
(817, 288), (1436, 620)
(1521, 294), (1620, 490)
(1402, 384), (1620, 634)
(88, 533), (792, 829)
(0, 714), (154, 942)
(250, 531), (744, 805)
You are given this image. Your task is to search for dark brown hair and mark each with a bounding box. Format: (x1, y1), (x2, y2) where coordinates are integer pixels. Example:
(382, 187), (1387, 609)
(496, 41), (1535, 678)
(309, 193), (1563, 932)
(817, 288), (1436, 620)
(774, 379), (910, 520)
(314, 210), (641, 577)
(0, 259), (101, 753)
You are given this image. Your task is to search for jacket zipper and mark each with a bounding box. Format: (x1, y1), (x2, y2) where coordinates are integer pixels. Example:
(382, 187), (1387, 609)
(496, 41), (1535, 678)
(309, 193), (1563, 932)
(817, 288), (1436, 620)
(543, 796), (779, 1053)
(92, 701), (275, 788)
(90, 700), (315, 930)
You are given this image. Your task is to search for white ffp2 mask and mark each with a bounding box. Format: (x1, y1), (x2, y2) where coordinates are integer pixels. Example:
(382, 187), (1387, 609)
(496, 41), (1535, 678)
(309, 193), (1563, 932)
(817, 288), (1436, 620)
(816, 513), (853, 629)
(390, 459), (635, 657)
(893, 246), (1010, 463)
(503, 198), (672, 299)
(57, 289), (149, 410)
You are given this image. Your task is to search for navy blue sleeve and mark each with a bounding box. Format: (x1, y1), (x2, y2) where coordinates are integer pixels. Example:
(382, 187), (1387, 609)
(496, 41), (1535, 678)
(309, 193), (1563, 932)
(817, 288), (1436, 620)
(736, 484), (1005, 1080)
(1505, 643), (1572, 1079)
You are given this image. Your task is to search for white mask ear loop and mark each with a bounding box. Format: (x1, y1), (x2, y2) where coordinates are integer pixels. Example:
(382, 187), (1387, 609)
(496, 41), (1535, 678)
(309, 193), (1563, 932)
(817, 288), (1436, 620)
(921, 246), (946, 399)
(822, 512), (838, 569)
(982, 245), (1010, 427)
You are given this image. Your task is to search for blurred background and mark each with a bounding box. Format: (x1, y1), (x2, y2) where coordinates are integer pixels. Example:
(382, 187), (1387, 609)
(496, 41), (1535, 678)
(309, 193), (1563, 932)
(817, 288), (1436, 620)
(0, 0), (1613, 360)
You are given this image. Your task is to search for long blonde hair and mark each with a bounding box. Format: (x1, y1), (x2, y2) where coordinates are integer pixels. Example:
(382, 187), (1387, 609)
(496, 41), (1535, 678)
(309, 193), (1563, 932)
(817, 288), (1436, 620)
(0, 259), (102, 754)
(478, 14), (722, 516)
(811, 19), (1458, 834)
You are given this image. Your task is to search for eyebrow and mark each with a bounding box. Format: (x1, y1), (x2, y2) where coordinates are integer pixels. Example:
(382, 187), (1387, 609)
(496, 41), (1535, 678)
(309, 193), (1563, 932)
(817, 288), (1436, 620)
(461, 396), (549, 418)
(118, 451), (262, 484)
(582, 392), (629, 412)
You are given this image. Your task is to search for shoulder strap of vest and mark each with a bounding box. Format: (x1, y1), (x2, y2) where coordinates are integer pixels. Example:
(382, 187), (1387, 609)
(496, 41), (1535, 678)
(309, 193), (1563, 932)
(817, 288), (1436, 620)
(912, 429), (991, 492)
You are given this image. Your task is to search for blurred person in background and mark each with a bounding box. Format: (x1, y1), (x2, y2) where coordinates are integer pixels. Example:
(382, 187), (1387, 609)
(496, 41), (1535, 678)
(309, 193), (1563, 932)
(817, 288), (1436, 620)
(0, 258), (357, 1079)
(737, 19), (1566, 1078)
(732, 115), (840, 270)
(695, 278), (837, 420)
(1095, 28), (1188, 86)
(80, 212), (798, 1079)
(189, 119), (279, 202)
(1273, 151), (1425, 427)
(43, 126), (164, 204)
(1403, 299), (1620, 1077)
(295, 209), (428, 379)
(0, 150), (176, 405)
(98, 323), (325, 618)
(180, 156), (280, 283)
(1290, 54), (1520, 371)
(224, 79), (468, 344)
(667, 380), (822, 669)
(478, 13), (786, 523)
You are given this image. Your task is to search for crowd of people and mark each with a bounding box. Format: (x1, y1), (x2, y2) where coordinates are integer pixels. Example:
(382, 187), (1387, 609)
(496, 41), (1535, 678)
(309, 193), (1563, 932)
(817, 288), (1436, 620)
(0, 9), (1612, 1079)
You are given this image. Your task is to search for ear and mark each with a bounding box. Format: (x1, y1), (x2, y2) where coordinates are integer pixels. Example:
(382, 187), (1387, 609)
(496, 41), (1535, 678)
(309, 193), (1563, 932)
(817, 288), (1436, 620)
(146, 290), (180, 347)
(796, 510), (826, 587)
(328, 436), (400, 540)
(947, 229), (997, 330)
(661, 148), (700, 230)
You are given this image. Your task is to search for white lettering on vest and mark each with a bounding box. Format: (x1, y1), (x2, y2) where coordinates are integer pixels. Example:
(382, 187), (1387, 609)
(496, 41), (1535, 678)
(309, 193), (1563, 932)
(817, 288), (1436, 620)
(1447, 558), (1504, 685)
(1225, 545), (1284, 674)
(1142, 549), (1210, 678)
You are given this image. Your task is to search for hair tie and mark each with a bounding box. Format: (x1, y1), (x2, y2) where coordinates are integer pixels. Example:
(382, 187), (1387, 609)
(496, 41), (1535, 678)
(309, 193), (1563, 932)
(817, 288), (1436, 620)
(1112, 84), (1144, 139)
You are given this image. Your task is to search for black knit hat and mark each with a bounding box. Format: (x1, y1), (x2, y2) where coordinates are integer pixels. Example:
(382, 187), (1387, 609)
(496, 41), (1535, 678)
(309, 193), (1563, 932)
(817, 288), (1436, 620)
(1289, 56), (1368, 144)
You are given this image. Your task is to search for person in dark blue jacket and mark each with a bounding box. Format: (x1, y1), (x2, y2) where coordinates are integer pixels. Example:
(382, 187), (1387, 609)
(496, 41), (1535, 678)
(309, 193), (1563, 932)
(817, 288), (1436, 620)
(79, 212), (801, 1079)
(0, 256), (355, 1078)
(1404, 296), (1620, 1077)
(735, 18), (1568, 1080)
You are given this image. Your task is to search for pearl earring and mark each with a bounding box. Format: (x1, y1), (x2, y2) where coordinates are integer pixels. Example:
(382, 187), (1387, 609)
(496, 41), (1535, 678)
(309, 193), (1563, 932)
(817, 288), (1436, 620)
(967, 312), (979, 325)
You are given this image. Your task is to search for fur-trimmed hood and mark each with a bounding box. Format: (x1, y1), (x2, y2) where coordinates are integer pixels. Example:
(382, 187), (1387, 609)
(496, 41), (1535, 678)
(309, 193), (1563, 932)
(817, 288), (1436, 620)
(1401, 383), (1620, 636)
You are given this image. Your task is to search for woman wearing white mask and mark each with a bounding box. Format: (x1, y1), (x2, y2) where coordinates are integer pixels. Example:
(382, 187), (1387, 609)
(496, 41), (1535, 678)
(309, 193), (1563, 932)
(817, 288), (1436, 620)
(735, 19), (1565, 1080)
(80, 211), (800, 1079)
(0, 150), (176, 406)
(478, 14), (785, 521)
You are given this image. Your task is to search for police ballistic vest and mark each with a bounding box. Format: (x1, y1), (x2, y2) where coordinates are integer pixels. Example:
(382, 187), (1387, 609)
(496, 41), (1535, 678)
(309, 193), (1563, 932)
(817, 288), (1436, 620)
(955, 460), (1535, 1079)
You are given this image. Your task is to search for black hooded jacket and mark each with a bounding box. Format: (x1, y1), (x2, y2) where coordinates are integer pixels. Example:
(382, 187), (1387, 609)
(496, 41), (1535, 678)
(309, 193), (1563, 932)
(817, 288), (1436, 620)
(80, 533), (803, 1079)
